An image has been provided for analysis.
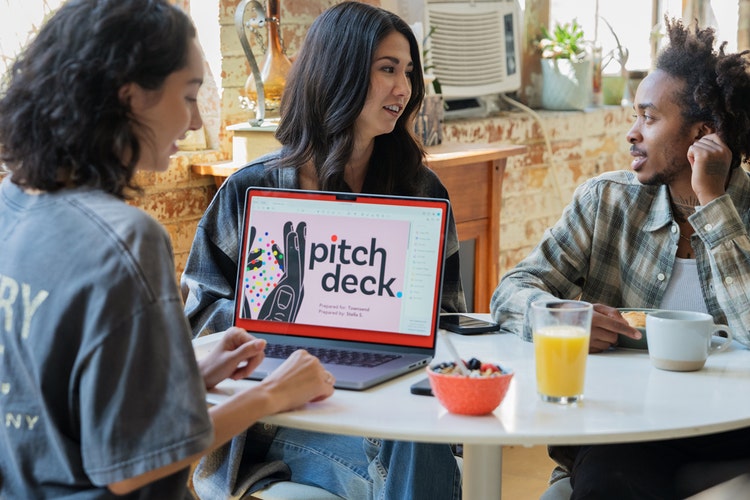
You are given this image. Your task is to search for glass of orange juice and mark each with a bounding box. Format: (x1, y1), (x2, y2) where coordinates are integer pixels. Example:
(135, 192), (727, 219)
(530, 300), (593, 404)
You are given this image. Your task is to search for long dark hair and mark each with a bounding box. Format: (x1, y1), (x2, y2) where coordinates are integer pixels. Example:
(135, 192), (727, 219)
(0, 0), (196, 198)
(657, 17), (750, 170)
(274, 1), (426, 194)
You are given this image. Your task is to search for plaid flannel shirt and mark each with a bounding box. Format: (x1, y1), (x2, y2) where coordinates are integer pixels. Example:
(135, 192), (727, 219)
(491, 168), (750, 348)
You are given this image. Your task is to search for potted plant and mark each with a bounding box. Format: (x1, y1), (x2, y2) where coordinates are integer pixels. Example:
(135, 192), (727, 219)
(600, 17), (629, 105)
(537, 19), (593, 110)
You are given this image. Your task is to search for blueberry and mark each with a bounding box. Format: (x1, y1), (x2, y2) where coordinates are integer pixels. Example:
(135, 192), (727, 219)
(466, 357), (481, 370)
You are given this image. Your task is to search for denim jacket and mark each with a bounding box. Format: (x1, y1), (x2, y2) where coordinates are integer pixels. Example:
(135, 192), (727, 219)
(182, 150), (466, 337)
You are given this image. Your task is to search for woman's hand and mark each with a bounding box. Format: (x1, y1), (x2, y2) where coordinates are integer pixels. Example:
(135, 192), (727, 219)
(202, 347), (334, 453)
(259, 350), (335, 414)
(198, 327), (267, 390)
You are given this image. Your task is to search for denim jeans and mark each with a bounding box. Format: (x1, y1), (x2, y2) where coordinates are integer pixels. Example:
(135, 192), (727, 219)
(266, 427), (462, 500)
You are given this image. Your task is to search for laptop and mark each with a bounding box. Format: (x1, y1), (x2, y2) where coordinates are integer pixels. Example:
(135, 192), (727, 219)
(233, 187), (450, 390)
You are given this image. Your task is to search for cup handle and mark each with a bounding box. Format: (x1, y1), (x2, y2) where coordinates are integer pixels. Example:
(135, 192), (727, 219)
(710, 325), (733, 354)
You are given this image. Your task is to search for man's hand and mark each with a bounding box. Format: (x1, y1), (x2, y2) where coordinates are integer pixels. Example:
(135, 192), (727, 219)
(688, 132), (732, 206)
(589, 304), (641, 353)
(198, 327), (267, 390)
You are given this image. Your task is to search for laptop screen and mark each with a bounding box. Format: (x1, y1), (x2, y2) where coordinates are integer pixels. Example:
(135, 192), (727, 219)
(233, 188), (449, 349)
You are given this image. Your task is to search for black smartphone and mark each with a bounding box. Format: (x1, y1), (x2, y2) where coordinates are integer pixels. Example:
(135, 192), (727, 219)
(439, 314), (500, 335)
(410, 377), (434, 396)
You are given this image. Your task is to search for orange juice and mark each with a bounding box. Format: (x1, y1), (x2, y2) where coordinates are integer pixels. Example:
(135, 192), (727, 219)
(534, 325), (589, 400)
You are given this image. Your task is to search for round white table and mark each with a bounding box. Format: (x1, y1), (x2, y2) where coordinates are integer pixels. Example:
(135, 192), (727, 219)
(194, 319), (750, 500)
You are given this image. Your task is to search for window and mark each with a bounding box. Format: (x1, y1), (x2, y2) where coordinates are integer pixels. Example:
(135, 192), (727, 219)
(0, 0), (65, 75)
(522, 0), (739, 74)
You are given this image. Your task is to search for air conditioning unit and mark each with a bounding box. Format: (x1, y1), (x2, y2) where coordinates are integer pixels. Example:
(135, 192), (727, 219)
(380, 0), (523, 120)
(380, 0), (522, 119)
(425, 0), (522, 99)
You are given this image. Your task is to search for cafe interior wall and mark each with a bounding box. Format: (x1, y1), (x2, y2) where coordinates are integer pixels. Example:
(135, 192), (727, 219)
(173, 0), (634, 286)
(151, 0), (635, 288)
(9, 0), (747, 293)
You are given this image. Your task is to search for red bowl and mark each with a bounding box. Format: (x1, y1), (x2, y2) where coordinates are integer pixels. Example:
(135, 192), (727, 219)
(427, 365), (514, 415)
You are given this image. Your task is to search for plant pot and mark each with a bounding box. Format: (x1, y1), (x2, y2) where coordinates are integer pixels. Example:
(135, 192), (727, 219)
(621, 70), (648, 107)
(602, 75), (626, 106)
(540, 58), (592, 111)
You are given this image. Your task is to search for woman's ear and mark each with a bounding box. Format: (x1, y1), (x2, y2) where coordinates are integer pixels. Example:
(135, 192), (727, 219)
(118, 82), (150, 111)
(118, 83), (134, 106)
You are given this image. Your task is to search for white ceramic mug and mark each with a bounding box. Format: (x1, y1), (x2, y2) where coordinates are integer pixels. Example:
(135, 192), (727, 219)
(646, 311), (733, 371)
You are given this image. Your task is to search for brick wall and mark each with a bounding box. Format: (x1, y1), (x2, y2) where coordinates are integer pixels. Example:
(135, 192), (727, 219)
(3, 0), (747, 292)
(128, 151), (222, 280)
(442, 106), (632, 277)
(133, 0), (636, 283)
(203, 0), (634, 282)
(0, 0), (637, 287)
(161, 0), (747, 284)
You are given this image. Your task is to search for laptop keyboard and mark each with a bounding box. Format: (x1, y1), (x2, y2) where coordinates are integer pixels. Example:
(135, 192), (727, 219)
(265, 343), (401, 368)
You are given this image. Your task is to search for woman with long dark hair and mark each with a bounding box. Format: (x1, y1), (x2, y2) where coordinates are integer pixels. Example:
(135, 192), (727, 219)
(183, 2), (465, 498)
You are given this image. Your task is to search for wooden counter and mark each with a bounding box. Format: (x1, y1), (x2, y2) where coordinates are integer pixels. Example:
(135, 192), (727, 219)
(192, 142), (527, 312)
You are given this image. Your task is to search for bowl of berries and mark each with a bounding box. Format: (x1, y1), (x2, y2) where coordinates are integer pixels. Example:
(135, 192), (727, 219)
(427, 358), (514, 415)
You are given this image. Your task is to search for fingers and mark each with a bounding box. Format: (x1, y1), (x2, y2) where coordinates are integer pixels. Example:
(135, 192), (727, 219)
(287, 350), (334, 386)
(200, 330), (266, 389)
(589, 338), (614, 353)
(222, 327), (259, 349)
(271, 286), (295, 312)
(697, 133), (725, 147)
(687, 135), (730, 205)
(589, 329), (619, 353)
(247, 247), (263, 270)
(311, 370), (336, 402)
(592, 305), (640, 338)
(233, 338), (267, 359)
(223, 326), (253, 341)
(688, 136), (716, 157)
(220, 329), (266, 376)
(693, 137), (721, 150)
(592, 303), (619, 316)
(688, 134), (731, 167)
(262, 350), (335, 411)
(229, 352), (263, 380)
(589, 305), (640, 352)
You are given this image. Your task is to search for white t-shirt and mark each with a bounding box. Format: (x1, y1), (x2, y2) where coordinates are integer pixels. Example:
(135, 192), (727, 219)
(659, 257), (708, 313)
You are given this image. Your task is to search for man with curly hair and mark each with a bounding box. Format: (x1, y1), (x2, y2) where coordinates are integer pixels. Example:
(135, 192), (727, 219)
(491, 17), (750, 499)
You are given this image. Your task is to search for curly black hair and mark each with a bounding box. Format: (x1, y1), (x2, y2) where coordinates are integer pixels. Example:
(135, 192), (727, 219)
(657, 17), (750, 169)
(0, 0), (195, 198)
